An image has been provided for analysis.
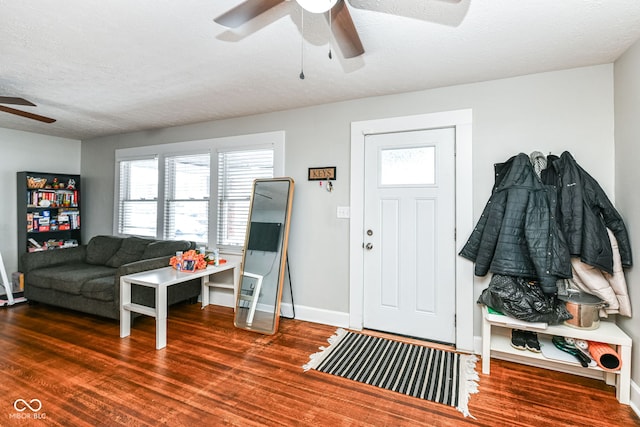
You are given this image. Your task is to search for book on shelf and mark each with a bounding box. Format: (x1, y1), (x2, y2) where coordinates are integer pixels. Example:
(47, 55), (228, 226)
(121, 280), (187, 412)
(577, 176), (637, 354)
(27, 213), (34, 232)
(59, 210), (80, 229)
(38, 211), (50, 232)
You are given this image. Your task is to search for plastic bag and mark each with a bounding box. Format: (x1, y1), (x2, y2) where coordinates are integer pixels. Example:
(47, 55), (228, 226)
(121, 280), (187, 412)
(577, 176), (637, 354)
(478, 274), (573, 325)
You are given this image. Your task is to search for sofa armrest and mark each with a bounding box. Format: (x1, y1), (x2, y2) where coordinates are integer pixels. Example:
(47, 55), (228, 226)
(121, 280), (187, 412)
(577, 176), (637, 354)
(114, 256), (172, 305)
(21, 246), (87, 273)
(116, 256), (171, 279)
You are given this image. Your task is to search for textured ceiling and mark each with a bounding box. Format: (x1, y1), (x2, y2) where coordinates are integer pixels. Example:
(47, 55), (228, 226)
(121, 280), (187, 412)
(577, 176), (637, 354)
(2, 0), (640, 140)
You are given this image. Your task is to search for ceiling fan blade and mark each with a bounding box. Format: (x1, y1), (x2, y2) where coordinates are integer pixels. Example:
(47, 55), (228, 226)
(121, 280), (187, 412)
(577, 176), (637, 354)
(328, 1), (364, 58)
(0, 96), (36, 107)
(0, 105), (56, 123)
(214, 0), (285, 28)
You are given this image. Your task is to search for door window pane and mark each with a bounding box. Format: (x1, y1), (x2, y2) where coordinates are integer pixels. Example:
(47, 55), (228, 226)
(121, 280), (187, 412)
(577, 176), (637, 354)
(380, 146), (435, 185)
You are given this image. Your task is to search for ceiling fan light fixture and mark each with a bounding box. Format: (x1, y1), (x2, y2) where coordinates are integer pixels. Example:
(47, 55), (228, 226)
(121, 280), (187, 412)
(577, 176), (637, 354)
(295, 0), (338, 14)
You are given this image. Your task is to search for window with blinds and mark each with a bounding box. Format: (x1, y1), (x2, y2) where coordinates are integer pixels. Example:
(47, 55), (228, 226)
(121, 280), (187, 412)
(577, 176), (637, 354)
(115, 134), (281, 248)
(217, 149), (274, 247)
(117, 157), (158, 237)
(164, 153), (210, 243)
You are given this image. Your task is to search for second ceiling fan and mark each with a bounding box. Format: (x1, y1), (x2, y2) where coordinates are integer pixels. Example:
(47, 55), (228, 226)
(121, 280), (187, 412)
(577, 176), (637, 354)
(214, 0), (364, 59)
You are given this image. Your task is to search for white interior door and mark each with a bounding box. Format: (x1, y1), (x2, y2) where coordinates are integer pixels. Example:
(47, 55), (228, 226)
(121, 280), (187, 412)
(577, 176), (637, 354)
(363, 127), (456, 343)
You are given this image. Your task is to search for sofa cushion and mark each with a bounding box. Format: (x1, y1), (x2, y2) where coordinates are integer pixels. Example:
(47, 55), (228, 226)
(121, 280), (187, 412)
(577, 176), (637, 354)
(86, 235), (124, 265)
(81, 276), (116, 301)
(105, 237), (154, 268)
(141, 240), (192, 260)
(27, 263), (116, 295)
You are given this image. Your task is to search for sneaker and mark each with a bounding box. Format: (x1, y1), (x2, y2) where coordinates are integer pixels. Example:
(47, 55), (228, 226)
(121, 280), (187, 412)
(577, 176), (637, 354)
(510, 330), (526, 350)
(524, 331), (541, 353)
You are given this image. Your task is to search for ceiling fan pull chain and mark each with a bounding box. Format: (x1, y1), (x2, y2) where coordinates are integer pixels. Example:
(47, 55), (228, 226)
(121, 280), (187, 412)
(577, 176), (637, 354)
(299, 7), (305, 79)
(328, 8), (332, 59)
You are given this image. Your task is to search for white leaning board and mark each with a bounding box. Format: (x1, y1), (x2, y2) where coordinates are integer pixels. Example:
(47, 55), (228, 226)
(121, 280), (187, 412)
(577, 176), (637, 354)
(0, 252), (15, 305)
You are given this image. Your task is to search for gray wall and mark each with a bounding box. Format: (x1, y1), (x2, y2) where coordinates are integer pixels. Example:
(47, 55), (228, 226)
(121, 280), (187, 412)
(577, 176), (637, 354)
(0, 131), (81, 275)
(615, 39), (640, 389)
(83, 64), (616, 325)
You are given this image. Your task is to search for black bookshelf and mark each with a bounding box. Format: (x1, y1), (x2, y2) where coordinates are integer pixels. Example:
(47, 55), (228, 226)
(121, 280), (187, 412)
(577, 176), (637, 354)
(17, 171), (81, 269)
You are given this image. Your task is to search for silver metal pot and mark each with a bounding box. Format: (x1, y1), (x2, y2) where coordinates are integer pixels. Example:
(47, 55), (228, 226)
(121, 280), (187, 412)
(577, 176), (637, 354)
(559, 291), (607, 330)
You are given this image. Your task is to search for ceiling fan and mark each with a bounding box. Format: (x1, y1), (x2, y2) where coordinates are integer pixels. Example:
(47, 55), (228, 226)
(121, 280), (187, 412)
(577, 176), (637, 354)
(214, 0), (365, 59)
(0, 96), (56, 124)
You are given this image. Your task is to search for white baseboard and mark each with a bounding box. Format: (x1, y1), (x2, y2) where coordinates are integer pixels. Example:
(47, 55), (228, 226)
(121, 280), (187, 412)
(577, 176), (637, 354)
(207, 287), (350, 328)
(280, 302), (349, 328)
(208, 289), (234, 308)
(473, 334), (483, 355)
(631, 380), (640, 416)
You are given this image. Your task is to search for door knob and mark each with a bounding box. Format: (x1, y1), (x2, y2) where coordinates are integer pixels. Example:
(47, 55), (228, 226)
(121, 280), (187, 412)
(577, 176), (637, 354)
(365, 243), (373, 250)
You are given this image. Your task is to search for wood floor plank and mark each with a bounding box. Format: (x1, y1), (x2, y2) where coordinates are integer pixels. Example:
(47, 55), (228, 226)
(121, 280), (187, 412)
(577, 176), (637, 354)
(0, 302), (637, 426)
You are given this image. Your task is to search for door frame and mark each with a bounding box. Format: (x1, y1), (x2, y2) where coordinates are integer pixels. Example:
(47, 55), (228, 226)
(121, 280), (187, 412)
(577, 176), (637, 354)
(349, 109), (474, 352)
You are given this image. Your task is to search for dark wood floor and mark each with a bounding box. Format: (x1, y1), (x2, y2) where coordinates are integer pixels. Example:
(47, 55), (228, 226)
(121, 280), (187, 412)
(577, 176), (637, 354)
(1, 302), (638, 426)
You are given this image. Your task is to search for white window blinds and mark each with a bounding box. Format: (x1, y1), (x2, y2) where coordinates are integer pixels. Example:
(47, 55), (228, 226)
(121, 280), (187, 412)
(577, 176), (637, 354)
(164, 153), (210, 244)
(217, 149), (274, 247)
(117, 157), (158, 237)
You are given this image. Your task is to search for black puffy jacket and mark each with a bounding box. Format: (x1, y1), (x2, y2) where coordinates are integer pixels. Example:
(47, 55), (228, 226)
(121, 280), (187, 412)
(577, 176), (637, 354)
(545, 152), (632, 273)
(459, 153), (572, 293)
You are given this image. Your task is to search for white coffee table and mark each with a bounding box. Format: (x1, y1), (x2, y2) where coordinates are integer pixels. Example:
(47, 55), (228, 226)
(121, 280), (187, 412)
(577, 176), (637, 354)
(120, 263), (238, 349)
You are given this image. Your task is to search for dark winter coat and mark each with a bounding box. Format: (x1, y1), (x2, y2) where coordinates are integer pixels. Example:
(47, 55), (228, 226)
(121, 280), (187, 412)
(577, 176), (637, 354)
(459, 153), (572, 293)
(545, 152), (632, 273)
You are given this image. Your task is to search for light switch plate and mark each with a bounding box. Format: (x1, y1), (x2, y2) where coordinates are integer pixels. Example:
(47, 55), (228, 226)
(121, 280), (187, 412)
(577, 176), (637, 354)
(337, 206), (350, 218)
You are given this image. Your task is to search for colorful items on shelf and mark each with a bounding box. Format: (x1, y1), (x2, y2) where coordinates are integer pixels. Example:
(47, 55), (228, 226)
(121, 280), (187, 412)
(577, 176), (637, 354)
(28, 188), (79, 208)
(27, 176), (77, 190)
(27, 239), (79, 252)
(27, 210), (80, 233)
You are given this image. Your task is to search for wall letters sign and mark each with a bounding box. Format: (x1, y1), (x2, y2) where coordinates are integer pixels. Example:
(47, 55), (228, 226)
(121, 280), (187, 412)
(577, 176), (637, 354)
(308, 167), (336, 181)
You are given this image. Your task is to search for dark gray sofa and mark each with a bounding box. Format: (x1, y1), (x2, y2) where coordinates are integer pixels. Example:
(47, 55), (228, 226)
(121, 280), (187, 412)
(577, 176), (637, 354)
(22, 235), (200, 320)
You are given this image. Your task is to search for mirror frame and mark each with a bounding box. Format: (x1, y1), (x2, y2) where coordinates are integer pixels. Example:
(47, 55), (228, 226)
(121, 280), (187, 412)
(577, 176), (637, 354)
(234, 177), (294, 334)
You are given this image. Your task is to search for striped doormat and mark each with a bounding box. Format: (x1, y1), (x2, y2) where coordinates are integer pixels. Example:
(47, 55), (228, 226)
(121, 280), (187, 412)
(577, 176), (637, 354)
(303, 328), (479, 417)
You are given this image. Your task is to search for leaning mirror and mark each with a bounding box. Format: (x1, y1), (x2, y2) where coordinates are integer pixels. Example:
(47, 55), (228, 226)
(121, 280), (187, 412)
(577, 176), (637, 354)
(234, 178), (294, 334)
